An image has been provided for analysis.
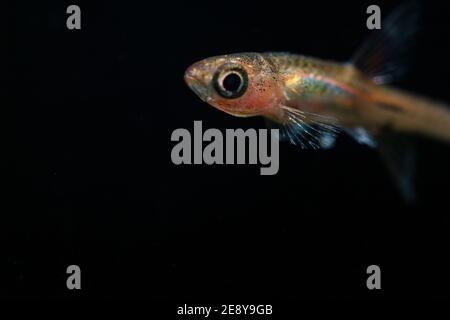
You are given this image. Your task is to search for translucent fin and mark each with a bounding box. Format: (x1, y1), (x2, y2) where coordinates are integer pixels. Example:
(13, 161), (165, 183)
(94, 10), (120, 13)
(277, 105), (342, 149)
(346, 127), (377, 148)
(377, 132), (417, 204)
(319, 134), (337, 149)
(351, 1), (421, 85)
(264, 118), (292, 142)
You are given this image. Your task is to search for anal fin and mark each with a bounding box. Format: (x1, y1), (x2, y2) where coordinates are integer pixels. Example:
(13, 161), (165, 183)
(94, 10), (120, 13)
(377, 132), (417, 204)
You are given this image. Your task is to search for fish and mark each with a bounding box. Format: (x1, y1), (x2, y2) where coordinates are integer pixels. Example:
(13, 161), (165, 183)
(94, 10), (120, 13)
(183, 2), (450, 203)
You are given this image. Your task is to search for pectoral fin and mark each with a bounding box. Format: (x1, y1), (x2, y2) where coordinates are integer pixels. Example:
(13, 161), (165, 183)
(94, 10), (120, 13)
(273, 105), (342, 149)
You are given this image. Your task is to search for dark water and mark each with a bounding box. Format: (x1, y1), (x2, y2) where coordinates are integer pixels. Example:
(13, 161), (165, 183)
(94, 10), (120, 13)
(6, 0), (450, 307)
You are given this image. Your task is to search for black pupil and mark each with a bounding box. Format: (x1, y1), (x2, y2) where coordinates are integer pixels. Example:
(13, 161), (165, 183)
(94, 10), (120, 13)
(222, 73), (241, 92)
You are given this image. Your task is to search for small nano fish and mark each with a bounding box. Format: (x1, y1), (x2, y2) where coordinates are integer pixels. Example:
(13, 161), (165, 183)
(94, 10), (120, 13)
(184, 3), (450, 202)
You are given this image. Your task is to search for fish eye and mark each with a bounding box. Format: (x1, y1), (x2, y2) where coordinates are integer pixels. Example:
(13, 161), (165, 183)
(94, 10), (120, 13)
(213, 66), (248, 99)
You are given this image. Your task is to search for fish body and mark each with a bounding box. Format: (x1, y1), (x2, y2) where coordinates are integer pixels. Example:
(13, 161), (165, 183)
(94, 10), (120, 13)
(183, 2), (450, 202)
(185, 51), (450, 144)
(263, 53), (450, 143)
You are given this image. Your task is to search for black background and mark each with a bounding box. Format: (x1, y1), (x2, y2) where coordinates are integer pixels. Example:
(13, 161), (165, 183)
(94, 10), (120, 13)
(5, 0), (450, 305)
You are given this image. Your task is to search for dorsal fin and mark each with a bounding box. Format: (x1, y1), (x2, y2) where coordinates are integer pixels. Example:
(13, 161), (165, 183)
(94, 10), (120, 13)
(351, 2), (421, 85)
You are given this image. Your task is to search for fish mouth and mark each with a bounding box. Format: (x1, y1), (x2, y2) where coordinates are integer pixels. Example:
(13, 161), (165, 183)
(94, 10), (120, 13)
(184, 73), (209, 102)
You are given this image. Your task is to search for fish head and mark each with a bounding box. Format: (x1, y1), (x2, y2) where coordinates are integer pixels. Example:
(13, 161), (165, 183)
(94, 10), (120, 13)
(184, 53), (282, 117)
